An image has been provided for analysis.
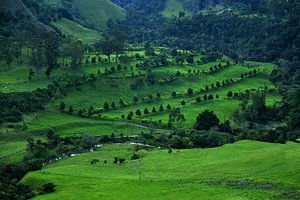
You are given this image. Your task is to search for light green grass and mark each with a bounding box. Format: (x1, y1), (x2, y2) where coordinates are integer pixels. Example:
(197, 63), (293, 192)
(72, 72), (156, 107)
(22, 140), (300, 200)
(52, 18), (101, 45)
(72, 0), (126, 31)
(26, 111), (149, 136)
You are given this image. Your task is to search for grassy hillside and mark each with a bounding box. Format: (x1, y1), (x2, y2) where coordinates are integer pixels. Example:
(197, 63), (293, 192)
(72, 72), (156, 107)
(163, 0), (190, 17)
(52, 18), (101, 45)
(72, 0), (126, 31)
(22, 140), (300, 200)
(26, 111), (151, 136)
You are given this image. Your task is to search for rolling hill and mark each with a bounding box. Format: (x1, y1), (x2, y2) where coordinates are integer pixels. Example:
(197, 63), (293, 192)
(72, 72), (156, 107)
(71, 0), (126, 31)
(22, 140), (300, 200)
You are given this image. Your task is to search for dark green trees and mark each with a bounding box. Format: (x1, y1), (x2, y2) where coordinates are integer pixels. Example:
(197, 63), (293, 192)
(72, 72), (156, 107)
(194, 110), (220, 130)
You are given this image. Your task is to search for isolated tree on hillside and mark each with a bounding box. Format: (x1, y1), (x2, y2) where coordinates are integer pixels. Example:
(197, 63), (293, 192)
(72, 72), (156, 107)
(172, 91), (177, 98)
(119, 99), (125, 107)
(111, 101), (116, 109)
(68, 106), (73, 114)
(144, 108), (149, 115)
(167, 104), (172, 110)
(136, 109), (142, 116)
(68, 40), (84, 69)
(186, 54), (194, 64)
(168, 108), (186, 133)
(97, 20), (127, 63)
(171, 49), (178, 58)
(133, 96), (139, 103)
(28, 69), (35, 81)
(227, 91), (233, 98)
(127, 113), (132, 120)
(103, 102), (109, 110)
(188, 88), (193, 96)
(152, 107), (157, 113)
(156, 92), (161, 99)
(60, 102), (66, 113)
(181, 100), (186, 106)
(159, 104), (164, 112)
(195, 110), (220, 131)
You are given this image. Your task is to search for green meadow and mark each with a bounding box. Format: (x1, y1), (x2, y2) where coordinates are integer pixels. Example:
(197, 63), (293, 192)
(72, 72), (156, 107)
(52, 18), (101, 45)
(22, 140), (300, 200)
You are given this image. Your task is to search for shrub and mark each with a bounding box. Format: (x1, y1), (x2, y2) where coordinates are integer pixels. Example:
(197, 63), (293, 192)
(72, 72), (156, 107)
(159, 104), (164, 112)
(187, 88), (193, 96)
(136, 109), (142, 116)
(227, 91), (233, 98)
(172, 91), (177, 98)
(144, 108), (149, 114)
(59, 102), (65, 112)
(40, 183), (55, 194)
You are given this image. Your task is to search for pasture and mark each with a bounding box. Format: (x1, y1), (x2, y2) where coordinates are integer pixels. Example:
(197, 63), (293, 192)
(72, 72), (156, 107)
(22, 140), (300, 200)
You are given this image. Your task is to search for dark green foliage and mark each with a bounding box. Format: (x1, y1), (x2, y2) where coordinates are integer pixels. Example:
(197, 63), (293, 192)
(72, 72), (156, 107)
(172, 91), (177, 98)
(195, 110), (220, 131)
(181, 100), (186, 106)
(40, 183), (55, 194)
(152, 107), (157, 113)
(127, 112), (132, 120)
(0, 88), (54, 124)
(227, 91), (233, 98)
(133, 96), (139, 103)
(187, 88), (193, 96)
(103, 102), (109, 110)
(60, 102), (66, 112)
(144, 108), (149, 115)
(136, 109), (142, 116)
(167, 104), (171, 110)
(159, 104), (164, 112)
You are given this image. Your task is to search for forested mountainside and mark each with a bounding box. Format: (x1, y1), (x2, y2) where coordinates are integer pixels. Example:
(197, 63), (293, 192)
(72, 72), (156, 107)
(111, 0), (300, 86)
(0, 0), (53, 37)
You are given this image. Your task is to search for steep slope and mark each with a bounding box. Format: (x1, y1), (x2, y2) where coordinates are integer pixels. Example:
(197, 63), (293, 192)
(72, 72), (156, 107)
(52, 18), (101, 44)
(71, 0), (126, 31)
(0, 0), (52, 38)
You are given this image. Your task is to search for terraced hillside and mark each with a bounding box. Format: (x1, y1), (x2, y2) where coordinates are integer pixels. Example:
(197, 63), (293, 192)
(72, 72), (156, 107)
(22, 141), (300, 200)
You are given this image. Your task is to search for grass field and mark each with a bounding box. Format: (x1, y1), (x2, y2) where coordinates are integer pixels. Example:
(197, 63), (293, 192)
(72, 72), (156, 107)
(22, 140), (300, 200)
(26, 111), (151, 137)
(72, 0), (126, 31)
(52, 18), (101, 45)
